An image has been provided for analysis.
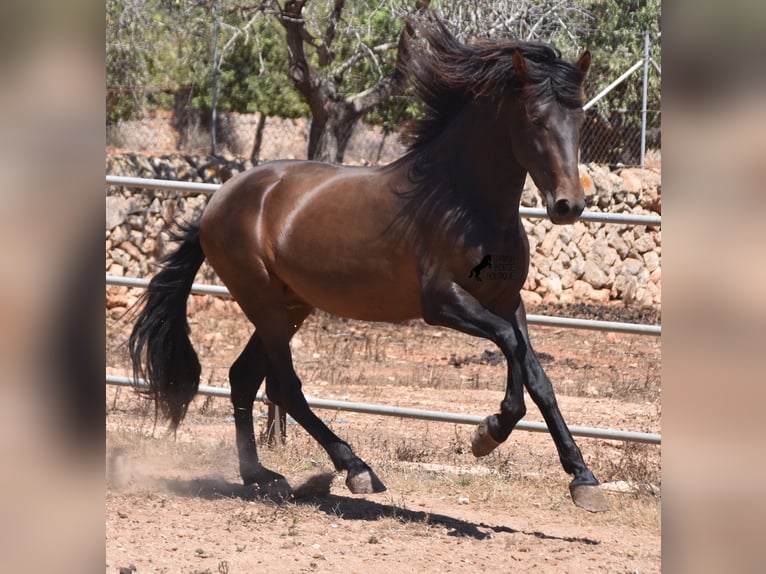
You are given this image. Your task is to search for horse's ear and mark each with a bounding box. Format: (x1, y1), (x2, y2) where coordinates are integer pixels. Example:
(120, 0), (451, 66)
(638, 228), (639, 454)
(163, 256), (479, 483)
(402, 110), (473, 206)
(513, 49), (529, 83)
(577, 50), (592, 74)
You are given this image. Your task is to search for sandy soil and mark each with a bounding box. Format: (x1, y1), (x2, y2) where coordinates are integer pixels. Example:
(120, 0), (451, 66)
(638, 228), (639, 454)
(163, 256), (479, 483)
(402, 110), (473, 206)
(106, 298), (661, 573)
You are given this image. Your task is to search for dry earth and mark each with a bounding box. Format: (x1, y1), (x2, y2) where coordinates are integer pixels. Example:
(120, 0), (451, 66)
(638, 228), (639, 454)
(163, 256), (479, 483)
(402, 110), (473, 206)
(106, 297), (661, 573)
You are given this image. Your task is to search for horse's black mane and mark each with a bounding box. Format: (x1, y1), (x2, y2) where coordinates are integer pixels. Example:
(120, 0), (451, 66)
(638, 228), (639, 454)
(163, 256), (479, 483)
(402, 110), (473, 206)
(400, 17), (587, 152)
(386, 16), (588, 252)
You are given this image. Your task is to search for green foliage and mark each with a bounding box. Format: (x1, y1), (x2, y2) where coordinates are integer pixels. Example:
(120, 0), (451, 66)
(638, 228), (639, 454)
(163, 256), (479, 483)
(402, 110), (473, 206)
(215, 19), (307, 117)
(580, 0), (661, 103)
(106, 0), (661, 160)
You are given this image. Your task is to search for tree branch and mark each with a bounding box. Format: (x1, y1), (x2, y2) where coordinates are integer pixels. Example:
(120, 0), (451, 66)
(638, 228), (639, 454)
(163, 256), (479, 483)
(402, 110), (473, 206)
(278, 0), (325, 113)
(331, 41), (397, 83)
(348, 0), (431, 114)
(320, 0), (345, 64)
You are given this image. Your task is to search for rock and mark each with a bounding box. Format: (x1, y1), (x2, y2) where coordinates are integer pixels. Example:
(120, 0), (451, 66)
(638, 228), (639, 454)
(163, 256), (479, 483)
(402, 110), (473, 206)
(111, 248), (130, 268)
(106, 196), (129, 230)
(577, 232), (594, 253)
(643, 281), (660, 305)
(557, 289), (573, 304)
(540, 274), (562, 296)
(119, 240), (144, 261)
(560, 269), (576, 290)
(612, 274), (638, 304)
(108, 263), (124, 277)
(618, 168), (644, 194)
(572, 280), (593, 300)
(578, 164), (597, 203)
(643, 251), (660, 273)
(607, 229), (630, 259)
(569, 253), (585, 278)
(571, 280), (611, 304)
(538, 228), (559, 257)
(589, 288), (611, 303)
(590, 238), (618, 273)
(634, 232), (656, 254)
(569, 221), (587, 245)
(106, 287), (130, 310)
(551, 238), (563, 259)
(582, 260), (608, 289)
(621, 257), (644, 276)
(521, 289), (543, 305)
(142, 237), (157, 256)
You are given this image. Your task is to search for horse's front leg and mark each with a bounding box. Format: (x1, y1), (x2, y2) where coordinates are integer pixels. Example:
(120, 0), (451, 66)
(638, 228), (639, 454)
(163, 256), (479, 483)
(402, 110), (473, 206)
(512, 300), (609, 512)
(421, 281), (608, 512)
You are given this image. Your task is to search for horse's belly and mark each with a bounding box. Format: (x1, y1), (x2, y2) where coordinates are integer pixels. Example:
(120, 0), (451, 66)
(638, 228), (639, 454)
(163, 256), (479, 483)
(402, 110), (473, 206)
(276, 258), (423, 322)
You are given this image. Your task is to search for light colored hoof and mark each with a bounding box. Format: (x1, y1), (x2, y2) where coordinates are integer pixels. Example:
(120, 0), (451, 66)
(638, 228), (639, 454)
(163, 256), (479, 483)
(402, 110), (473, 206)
(471, 416), (501, 457)
(570, 484), (611, 512)
(346, 468), (386, 494)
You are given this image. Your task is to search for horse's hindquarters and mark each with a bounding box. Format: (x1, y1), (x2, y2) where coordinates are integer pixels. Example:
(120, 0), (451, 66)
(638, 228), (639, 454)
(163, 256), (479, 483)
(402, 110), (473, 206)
(200, 160), (424, 323)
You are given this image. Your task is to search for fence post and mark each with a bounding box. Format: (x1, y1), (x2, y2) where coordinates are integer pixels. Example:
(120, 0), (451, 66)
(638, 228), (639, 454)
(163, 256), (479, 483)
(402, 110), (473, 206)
(640, 30), (650, 167)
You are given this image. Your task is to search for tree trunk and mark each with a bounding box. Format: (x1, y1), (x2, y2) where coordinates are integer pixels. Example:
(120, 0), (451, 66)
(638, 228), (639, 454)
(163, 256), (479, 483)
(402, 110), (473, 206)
(279, 0), (425, 164)
(250, 113), (266, 164)
(307, 103), (359, 163)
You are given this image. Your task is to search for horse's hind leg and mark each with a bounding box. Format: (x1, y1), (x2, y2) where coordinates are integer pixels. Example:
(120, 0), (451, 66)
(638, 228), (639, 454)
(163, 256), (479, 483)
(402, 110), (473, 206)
(229, 306), (312, 487)
(239, 298), (385, 494)
(230, 333), (287, 488)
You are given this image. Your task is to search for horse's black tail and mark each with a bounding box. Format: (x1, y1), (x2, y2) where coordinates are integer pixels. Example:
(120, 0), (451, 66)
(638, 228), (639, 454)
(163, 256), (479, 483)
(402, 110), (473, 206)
(128, 220), (206, 430)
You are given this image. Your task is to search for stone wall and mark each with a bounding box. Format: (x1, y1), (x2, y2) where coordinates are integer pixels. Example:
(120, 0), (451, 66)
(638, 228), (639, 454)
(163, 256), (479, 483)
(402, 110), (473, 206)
(106, 153), (660, 310)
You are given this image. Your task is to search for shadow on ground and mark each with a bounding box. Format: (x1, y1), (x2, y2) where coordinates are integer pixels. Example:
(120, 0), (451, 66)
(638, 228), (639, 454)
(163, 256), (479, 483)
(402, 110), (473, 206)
(143, 472), (600, 545)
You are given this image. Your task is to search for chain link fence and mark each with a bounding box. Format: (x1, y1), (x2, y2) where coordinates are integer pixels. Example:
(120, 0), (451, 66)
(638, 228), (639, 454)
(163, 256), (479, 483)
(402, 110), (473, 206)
(581, 108), (661, 166)
(108, 106), (661, 168)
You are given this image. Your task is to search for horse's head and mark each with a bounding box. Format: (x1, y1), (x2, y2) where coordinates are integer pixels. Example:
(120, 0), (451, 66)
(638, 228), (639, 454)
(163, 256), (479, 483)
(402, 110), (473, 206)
(506, 49), (591, 224)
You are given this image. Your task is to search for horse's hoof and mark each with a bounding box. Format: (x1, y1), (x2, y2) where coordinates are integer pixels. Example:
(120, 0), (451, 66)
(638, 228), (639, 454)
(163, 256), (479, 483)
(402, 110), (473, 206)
(346, 468), (386, 494)
(570, 484), (610, 512)
(471, 416), (501, 457)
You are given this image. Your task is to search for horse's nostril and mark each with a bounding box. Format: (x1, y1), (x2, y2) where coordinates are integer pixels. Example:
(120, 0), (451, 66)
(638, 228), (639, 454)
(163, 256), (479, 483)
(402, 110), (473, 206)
(554, 199), (571, 217)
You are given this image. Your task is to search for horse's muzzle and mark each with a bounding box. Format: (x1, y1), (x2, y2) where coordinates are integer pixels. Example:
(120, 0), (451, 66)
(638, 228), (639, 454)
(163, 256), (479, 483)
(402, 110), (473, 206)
(548, 197), (584, 224)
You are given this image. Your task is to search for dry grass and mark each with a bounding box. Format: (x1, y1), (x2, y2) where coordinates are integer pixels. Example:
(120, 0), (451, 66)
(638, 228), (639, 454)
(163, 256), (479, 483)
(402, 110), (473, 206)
(107, 296), (660, 534)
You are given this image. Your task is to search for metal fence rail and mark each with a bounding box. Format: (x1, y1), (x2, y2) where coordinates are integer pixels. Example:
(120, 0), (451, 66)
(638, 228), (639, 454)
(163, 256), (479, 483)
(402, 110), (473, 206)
(106, 274), (661, 336)
(106, 375), (661, 445)
(106, 175), (661, 447)
(106, 175), (662, 226)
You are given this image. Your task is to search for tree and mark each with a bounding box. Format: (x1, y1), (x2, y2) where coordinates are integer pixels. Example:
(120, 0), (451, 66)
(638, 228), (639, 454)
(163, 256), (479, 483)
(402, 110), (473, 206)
(265, 0), (428, 162)
(106, 0), (659, 164)
(577, 0), (661, 163)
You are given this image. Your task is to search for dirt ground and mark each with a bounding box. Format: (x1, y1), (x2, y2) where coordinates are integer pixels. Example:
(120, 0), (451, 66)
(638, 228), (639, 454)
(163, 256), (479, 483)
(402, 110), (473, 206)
(106, 297), (661, 573)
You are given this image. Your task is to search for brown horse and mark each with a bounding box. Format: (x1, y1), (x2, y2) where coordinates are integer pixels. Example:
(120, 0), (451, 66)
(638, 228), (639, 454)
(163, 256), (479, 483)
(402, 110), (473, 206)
(130, 18), (609, 512)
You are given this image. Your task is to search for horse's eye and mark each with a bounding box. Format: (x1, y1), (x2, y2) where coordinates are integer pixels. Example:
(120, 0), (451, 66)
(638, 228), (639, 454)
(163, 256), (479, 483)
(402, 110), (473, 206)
(531, 116), (544, 127)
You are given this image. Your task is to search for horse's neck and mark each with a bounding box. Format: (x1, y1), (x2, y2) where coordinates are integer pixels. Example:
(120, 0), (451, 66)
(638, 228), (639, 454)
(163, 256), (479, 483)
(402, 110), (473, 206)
(432, 105), (527, 221)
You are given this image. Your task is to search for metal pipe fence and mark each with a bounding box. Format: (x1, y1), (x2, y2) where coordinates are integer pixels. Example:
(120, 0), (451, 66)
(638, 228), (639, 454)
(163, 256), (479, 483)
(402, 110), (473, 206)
(106, 175), (662, 226)
(106, 375), (661, 445)
(106, 274), (660, 336)
(106, 175), (661, 447)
